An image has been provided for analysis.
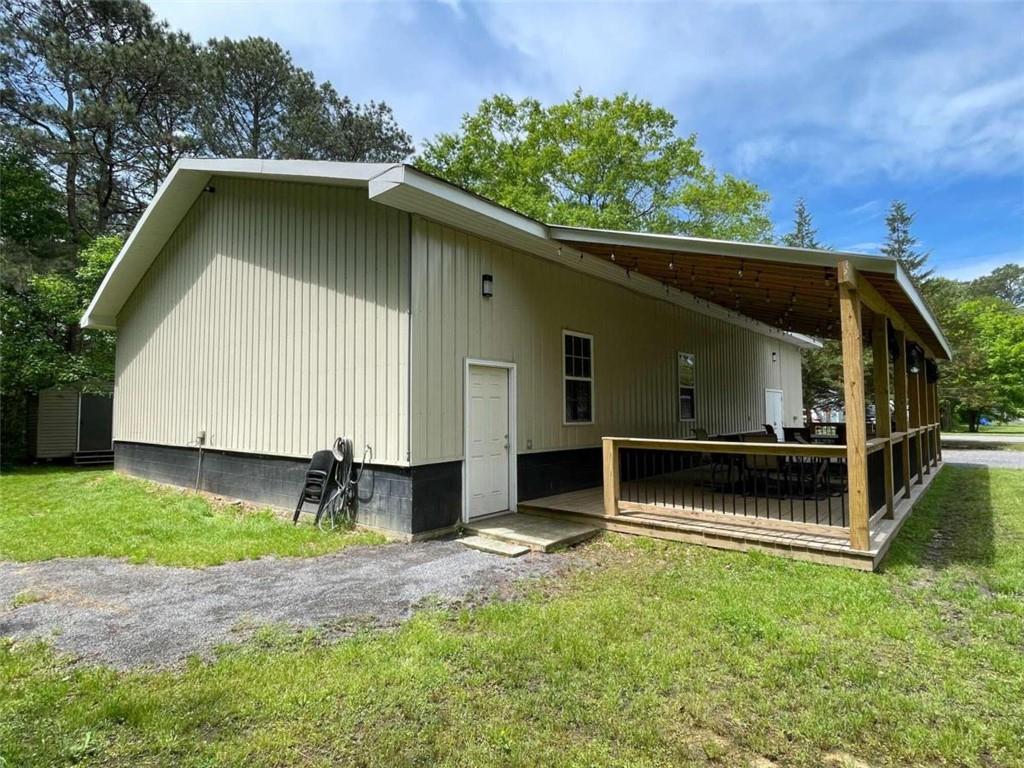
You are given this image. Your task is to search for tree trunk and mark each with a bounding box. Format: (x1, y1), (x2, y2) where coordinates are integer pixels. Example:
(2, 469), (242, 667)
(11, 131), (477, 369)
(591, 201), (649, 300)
(967, 410), (979, 432)
(64, 86), (80, 241)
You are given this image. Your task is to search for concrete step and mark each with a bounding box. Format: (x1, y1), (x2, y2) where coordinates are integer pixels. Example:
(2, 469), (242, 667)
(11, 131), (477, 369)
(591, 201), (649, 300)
(465, 512), (600, 553)
(458, 534), (531, 557)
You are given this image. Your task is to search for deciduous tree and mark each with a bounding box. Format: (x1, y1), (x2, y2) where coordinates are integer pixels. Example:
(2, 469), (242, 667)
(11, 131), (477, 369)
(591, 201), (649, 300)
(969, 263), (1024, 307)
(937, 297), (1024, 430)
(417, 92), (772, 240)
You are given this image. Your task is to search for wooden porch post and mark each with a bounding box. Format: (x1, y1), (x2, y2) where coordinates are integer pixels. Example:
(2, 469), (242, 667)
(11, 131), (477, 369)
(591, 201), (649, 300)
(928, 375), (940, 467)
(892, 328), (911, 500)
(602, 437), (620, 517)
(838, 261), (870, 551)
(923, 370), (933, 467)
(919, 365), (932, 476)
(909, 364), (924, 483)
(872, 320), (895, 519)
(934, 380), (943, 463)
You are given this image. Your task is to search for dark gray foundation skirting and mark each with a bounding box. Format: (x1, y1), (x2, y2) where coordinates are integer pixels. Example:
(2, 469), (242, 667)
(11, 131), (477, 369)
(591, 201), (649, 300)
(114, 442), (604, 535)
(517, 447), (603, 501)
(114, 442), (460, 536)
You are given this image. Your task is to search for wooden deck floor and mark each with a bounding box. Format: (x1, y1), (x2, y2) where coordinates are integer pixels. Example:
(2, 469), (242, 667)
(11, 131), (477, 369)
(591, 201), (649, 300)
(520, 463), (944, 571)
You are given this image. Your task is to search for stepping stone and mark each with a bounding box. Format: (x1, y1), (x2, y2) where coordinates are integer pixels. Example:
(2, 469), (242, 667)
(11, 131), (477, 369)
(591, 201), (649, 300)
(465, 513), (600, 552)
(458, 534), (530, 557)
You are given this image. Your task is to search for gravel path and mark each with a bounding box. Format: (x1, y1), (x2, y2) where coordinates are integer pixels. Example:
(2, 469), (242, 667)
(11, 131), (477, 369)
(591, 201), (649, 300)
(941, 432), (1024, 444)
(0, 541), (564, 669)
(941, 448), (1024, 470)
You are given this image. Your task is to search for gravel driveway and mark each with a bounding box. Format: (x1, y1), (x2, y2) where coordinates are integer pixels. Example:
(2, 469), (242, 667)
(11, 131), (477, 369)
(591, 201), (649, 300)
(0, 541), (565, 669)
(941, 448), (1024, 470)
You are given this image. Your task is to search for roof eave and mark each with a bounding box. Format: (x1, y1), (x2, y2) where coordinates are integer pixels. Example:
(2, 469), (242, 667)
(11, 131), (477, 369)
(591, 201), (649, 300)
(549, 225), (896, 274)
(550, 224), (952, 361)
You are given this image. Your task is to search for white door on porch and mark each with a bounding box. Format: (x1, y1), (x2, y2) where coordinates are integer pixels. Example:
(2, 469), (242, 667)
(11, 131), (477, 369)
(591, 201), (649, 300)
(765, 389), (784, 440)
(467, 365), (510, 519)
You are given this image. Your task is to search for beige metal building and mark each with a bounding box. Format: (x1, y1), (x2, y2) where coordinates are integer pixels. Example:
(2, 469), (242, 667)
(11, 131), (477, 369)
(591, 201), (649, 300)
(84, 159), (833, 536)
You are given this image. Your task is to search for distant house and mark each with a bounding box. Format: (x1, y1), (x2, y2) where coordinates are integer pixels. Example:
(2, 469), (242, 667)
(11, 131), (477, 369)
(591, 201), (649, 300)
(28, 387), (113, 464)
(83, 160), (949, 568)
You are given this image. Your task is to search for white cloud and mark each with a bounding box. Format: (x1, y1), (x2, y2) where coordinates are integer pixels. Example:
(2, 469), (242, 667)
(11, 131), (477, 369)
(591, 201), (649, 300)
(936, 249), (1024, 281)
(147, 0), (1024, 184)
(840, 242), (883, 254)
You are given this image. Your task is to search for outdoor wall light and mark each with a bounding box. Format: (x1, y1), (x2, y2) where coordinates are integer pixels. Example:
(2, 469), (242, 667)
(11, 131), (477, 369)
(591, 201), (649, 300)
(906, 342), (923, 374)
(887, 319), (901, 363)
(481, 273), (494, 298)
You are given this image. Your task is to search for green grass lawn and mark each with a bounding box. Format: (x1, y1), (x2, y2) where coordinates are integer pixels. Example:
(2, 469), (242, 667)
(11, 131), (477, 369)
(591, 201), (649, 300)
(0, 467), (384, 566)
(947, 422), (1024, 435)
(2, 465), (1023, 767)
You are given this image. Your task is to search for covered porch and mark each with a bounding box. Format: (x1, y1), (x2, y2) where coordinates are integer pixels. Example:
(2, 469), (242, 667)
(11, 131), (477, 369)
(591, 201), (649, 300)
(522, 230), (951, 570)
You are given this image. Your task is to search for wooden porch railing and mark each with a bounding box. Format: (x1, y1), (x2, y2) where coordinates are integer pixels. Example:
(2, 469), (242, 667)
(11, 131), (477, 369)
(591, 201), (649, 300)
(599, 258), (946, 554)
(602, 423), (942, 550)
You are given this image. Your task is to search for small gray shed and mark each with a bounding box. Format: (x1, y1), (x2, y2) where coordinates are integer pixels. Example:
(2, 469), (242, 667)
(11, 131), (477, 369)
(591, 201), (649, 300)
(29, 388), (113, 462)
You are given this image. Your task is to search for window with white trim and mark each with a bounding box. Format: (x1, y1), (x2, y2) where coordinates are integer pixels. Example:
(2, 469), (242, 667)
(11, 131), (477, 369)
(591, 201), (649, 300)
(563, 331), (593, 424)
(678, 352), (696, 421)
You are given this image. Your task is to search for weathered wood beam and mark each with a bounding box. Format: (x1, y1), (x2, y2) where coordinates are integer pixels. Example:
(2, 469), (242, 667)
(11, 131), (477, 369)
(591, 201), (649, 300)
(839, 261), (870, 551)
(872, 319), (895, 519)
(603, 437), (620, 517)
(892, 328), (912, 500)
(920, 365), (931, 476)
(909, 364), (924, 483)
(927, 371), (940, 467)
(838, 260), (858, 289)
(854, 272), (938, 360)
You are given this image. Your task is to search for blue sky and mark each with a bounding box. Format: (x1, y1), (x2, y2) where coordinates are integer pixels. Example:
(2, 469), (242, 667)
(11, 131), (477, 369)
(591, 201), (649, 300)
(150, 0), (1023, 280)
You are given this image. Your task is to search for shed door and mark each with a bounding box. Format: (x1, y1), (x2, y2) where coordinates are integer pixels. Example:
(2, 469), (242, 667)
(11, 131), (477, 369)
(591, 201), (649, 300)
(466, 365), (510, 519)
(78, 394), (113, 451)
(764, 389), (784, 440)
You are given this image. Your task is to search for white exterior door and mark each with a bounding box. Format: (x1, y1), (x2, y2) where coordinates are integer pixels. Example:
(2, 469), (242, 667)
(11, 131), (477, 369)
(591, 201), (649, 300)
(765, 389), (784, 439)
(466, 365), (511, 519)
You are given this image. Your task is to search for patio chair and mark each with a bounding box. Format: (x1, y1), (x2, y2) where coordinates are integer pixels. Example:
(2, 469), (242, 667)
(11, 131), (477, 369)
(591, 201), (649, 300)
(693, 427), (735, 490)
(292, 449), (337, 522)
(740, 433), (786, 497)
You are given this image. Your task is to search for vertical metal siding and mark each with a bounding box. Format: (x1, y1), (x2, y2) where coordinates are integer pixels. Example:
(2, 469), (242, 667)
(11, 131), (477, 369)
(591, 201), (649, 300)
(35, 389), (80, 458)
(410, 216), (805, 464)
(115, 176), (410, 464)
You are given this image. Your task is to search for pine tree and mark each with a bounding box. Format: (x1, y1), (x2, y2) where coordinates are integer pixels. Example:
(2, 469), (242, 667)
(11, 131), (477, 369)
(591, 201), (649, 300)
(777, 199), (843, 415)
(781, 197), (821, 250)
(881, 201), (932, 284)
